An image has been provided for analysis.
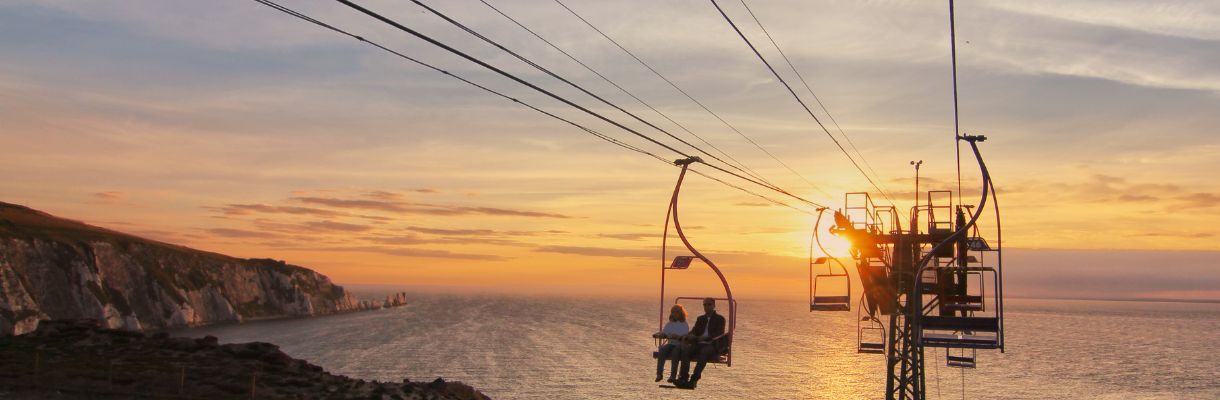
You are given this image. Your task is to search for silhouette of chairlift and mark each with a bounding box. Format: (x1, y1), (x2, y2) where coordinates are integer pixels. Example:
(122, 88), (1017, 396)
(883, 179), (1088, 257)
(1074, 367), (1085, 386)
(653, 157), (736, 366)
(919, 261), (1001, 349)
(857, 296), (886, 354)
(946, 348), (977, 368)
(809, 210), (851, 312)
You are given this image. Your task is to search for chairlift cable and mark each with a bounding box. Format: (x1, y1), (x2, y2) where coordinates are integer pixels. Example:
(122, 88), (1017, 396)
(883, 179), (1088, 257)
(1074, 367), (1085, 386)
(961, 366), (966, 400)
(934, 347), (942, 398)
(250, 0), (661, 164)
(253, 0), (826, 212)
(737, 0), (904, 216)
(409, 0), (780, 191)
(335, 0), (694, 159)
(710, 0), (901, 210)
(336, 0), (829, 210)
(479, 0), (781, 191)
(950, 0), (964, 207)
(552, 0), (833, 199)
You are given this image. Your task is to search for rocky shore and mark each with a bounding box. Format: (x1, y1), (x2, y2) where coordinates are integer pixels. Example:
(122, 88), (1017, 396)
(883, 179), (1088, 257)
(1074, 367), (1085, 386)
(0, 320), (489, 400)
(0, 201), (396, 336)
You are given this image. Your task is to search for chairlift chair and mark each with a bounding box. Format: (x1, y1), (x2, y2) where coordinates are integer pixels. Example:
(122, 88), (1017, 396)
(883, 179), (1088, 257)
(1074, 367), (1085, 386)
(946, 348), (977, 368)
(810, 257), (851, 311)
(920, 265), (1001, 349)
(856, 296), (885, 354)
(653, 157), (736, 367)
(809, 211), (851, 312)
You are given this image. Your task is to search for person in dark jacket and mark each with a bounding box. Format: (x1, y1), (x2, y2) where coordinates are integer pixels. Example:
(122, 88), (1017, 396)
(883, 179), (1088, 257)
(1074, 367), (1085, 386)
(674, 297), (727, 389)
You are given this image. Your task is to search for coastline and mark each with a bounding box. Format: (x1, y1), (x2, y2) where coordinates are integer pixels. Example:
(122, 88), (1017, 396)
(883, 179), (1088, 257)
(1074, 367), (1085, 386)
(0, 319), (487, 400)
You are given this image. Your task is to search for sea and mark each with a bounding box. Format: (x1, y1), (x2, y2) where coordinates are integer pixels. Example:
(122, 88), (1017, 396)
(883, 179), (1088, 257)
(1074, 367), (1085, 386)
(175, 293), (1220, 399)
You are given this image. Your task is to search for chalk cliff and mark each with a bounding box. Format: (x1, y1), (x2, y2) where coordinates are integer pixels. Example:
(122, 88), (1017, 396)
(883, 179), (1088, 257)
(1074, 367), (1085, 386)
(0, 202), (362, 335)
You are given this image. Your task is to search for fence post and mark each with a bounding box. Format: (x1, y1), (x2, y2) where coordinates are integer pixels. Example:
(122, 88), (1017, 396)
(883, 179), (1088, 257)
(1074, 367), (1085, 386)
(250, 374), (257, 400)
(179, 366), (186, 395)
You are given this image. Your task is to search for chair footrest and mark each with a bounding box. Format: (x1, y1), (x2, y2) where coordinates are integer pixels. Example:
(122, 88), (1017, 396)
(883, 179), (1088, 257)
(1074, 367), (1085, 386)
(810, 303), (850, 311)
(921, 332), (999, 349)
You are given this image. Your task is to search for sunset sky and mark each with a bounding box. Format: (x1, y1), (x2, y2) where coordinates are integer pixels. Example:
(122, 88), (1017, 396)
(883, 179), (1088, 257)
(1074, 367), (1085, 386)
(2, 0), (1218, 301)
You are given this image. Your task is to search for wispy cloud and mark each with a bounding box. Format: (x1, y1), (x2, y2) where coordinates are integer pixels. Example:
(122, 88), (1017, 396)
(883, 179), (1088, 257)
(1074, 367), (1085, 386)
(207, 228), (281, 239)
(302, 220), (372, 232)
(1178, 192), (1220, 209)
(1131, 232), (1214, 239)
(214, 203), (348, 217)
(362, 190), (405, 201)
(320, 246), (508, 261)
(532, 245), (655, 259)
(93, 191), (126, 201)
(406, 226), (496, 236)
(291, 196), (573, 218)
(596, 233), (656, 241)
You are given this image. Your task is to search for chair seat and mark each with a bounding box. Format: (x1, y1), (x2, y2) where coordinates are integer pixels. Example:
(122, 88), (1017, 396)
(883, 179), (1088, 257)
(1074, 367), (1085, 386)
(946, 355), (976, 368)
(921, 332), (999, 349)
(810, 303), (850, 311)
(653, 349), (730, 364)
(857, 342), (885, 354)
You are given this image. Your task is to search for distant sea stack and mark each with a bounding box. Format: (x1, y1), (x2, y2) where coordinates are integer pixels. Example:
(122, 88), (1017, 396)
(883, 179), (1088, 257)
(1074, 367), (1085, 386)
(0, 201), (369, 336)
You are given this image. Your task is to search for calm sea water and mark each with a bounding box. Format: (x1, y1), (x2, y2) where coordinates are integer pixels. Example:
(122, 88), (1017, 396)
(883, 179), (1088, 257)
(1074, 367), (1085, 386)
(176, 293), (1220, 399)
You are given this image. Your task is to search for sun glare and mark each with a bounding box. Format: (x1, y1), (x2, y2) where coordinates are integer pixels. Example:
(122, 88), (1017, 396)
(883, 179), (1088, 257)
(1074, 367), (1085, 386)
(819, 233), (853, 259)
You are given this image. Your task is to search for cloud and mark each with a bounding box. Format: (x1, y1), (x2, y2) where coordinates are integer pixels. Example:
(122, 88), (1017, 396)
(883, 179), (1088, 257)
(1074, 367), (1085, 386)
(292, 197), (409, 212)
(207, 228), (281, 239)
(362, 190), (405, 201)
(93, 191), (126, 201)
(365, 234), (524, 247)
(533, 245), (655, 259)
(1132, 232), (1214, 239)
(364, 234), (427, 245)
(292, 196), (573, 218)
(214, 203), (348, 217)
(734, 202), (771, 207)
(448, 206), (571, 219)
(406, 226), (496, 236)
(321, 246), (508, 261)
(596, 233), (656, 241)
(302, 220), (372, 232)
(1178, 192), (1220, 209)
(1117, 194), (1158, 202)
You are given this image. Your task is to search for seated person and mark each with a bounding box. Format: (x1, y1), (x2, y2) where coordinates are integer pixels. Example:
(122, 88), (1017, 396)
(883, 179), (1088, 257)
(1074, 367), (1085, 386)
(675, 297), (726, 390)
(652, 304), (690, 382)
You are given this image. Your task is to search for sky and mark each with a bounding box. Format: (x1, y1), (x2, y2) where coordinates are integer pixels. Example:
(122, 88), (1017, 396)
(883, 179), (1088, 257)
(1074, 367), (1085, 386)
(2, 0), (1219, 301)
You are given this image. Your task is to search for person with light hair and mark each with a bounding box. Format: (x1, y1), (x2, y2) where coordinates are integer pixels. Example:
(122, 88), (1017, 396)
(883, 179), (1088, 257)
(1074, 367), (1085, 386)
(652, 304), (690, 382)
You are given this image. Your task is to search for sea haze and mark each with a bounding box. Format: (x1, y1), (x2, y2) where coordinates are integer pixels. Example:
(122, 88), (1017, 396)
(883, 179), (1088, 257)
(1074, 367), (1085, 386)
(175, 293), (1220, 399)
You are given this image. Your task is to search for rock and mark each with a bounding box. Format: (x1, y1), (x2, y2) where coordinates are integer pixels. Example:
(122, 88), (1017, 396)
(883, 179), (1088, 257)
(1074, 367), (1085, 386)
(0, 201), (362, 336)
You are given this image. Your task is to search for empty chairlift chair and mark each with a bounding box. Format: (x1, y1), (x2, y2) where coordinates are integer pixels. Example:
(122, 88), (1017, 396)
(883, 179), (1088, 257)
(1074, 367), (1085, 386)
(919, 265), (1001, 349)
(810, 258), (851, 311)
(946, 348), (977, 368)
(809, 210), (851, 312)
(856, 296), (886, 354)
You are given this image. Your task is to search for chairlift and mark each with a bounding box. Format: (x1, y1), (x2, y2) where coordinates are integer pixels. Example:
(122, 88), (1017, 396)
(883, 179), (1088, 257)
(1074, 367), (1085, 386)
(920, 265), (1001, 349)
(857, 296), (885, 354)
(653, 157), (736, 367)
(946, 348), (977, 368)
(919, 315), (1000, 349)
(810, 210), (851, 312)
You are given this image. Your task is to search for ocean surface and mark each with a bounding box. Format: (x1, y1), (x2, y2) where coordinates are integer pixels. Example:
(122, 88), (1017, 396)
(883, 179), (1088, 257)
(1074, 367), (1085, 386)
(176, 293), (1220, 399)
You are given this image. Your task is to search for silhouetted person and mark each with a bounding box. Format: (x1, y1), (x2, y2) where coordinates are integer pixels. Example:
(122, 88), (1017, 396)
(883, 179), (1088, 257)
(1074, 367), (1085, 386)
(652, 304), (689, 382)
(675, 297), (726, 390)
